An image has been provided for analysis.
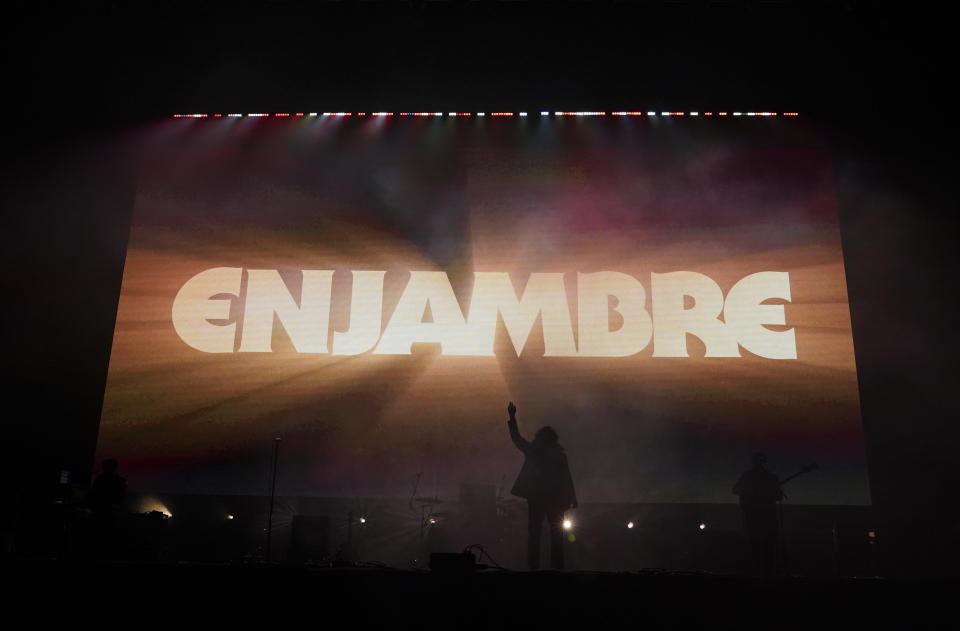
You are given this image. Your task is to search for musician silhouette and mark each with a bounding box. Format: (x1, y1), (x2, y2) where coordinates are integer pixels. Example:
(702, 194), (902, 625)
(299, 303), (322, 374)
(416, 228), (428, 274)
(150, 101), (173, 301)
(88, 458), (127, 560)
(505, 401), (577, 570)
(732, 452), (783, 576)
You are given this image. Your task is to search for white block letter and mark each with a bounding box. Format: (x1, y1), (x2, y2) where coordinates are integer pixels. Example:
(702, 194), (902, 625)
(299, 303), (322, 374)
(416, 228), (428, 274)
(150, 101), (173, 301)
(238, 270), (333, 353)
(332, 271), (387, 355)
(578, 271), (652, 357)
(374, 271), (468, 354)
(172, 267), (243, 353)
(651, 271), (738, 357)
(464, 272), (577, 357)
(724, 271), (797, 359)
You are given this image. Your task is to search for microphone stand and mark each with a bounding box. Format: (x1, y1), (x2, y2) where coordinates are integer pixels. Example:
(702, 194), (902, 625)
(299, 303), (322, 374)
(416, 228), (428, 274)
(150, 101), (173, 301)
(266, 437), (281, 563)
(776, 463), (818, 576)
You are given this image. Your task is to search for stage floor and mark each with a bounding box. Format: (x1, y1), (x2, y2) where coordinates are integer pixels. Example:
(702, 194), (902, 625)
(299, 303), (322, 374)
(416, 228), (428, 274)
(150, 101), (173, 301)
(5, 559), (955, 624)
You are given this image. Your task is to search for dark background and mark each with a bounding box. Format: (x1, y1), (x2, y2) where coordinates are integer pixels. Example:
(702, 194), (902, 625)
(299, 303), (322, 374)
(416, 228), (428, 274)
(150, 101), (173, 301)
(1, 1), (956, 575)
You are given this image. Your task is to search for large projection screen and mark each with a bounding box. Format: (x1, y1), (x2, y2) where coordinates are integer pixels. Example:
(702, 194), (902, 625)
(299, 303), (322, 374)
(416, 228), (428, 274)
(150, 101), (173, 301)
(96, 114), (869, 505)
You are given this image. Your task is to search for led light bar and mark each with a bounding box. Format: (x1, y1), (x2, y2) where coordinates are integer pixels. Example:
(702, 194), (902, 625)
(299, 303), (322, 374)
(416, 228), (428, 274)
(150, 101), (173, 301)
(173, 111), (797, 119)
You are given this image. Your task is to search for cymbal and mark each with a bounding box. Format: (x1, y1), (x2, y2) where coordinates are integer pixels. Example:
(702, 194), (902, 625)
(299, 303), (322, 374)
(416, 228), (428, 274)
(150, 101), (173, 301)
(414, 497), (443, 504)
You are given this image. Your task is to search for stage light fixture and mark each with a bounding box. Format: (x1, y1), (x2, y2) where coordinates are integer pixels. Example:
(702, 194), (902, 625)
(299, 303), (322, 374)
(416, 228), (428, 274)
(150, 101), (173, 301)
(360, 517), (366, 524)
(627, 521), (634, 529)
(699, 523), (706, 530)
(563, 519), (572, 530)
(174, 110), (796, 121)
(227, 514), (234, 520)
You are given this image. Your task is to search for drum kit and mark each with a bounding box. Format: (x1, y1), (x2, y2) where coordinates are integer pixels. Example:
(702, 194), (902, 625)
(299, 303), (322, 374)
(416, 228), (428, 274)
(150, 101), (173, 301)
(413, 496), (447, 539)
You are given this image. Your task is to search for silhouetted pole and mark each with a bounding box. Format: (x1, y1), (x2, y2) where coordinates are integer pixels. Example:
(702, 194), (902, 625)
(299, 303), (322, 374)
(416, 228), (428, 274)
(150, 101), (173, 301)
(778, 497), (788, 575)
(266, 437), (281, 563)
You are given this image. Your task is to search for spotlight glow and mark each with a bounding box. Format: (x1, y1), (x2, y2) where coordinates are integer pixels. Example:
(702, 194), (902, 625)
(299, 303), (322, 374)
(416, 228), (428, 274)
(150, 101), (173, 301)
(699, 523), (707, 530)
(139, 496), (173, 518)
(627, 521), (634, 529)
(359, 517), (366, 524)
(227, 514), (234, 520)
(563, 519), (572, 530)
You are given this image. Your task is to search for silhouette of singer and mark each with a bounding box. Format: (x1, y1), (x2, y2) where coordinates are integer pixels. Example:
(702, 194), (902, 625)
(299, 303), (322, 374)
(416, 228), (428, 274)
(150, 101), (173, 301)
(506, 401), (577, 570)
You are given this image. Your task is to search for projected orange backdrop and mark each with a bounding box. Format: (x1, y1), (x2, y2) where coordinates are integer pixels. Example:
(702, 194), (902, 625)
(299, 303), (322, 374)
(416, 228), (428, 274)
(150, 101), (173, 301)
(97, 117), (868, 504)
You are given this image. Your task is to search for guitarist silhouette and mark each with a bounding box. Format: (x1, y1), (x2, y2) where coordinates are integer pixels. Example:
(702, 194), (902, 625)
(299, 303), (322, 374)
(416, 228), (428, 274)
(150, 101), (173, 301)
(733, 453), (781, 576)
(733, 453), (818, 576)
